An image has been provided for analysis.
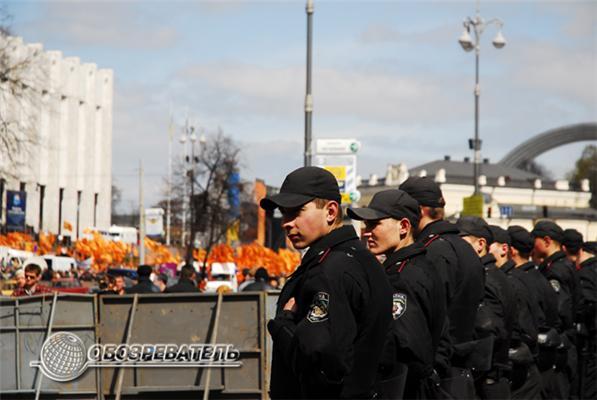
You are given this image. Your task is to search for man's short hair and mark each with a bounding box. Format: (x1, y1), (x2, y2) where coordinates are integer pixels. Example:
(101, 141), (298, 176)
(137, 264), (152, 277)
(313, 198), (343, 226)
(422, 206), (444, 220)
(24, 264), (42, 276)
(180, 264), (195, 280)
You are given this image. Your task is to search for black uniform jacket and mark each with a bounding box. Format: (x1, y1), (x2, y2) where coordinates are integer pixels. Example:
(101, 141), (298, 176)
(126, 277), (160, 294)
(417, 220), (485, 346)
(517, 261), (560, 335)
(502, 260), (540, 350)
(267, 226), (393, 399)
(478, 255), (518, 369)
(538, 251), (580, 335)
(165, 277), (199, 293)
(578, 257), (597, 336)
(379, 241), (446, 381)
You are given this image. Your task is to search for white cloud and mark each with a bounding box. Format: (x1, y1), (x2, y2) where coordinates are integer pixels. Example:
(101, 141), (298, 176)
(505, 41), (597, 107)
(177, 61), (468, 125)
(26, 2), (179, 49)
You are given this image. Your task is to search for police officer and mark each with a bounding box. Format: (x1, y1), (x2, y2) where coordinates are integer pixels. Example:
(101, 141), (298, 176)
(489, 225), (542, 399)
(261, 166), (393, 399)
(457, 217), (517, 400)
(562, 230), (596, 399)
(507, 225), (561, 399)
(348, 189), (446, 399)
(575, 241), (597, 400)
(531, 220), (581, 399)
(399, 177), (484, 398)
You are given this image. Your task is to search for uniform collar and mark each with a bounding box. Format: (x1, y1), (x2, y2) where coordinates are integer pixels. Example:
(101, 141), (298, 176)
(417, 219), (459, 241)
(579, 256), (596, 270)
(518, 261), (537, 272)
(540, 250), (567, 269)
(300, 225), (358, 267)
(481, 253), (496, 270)
(501, 259), (516, 274)
(383, 241), (426, 268)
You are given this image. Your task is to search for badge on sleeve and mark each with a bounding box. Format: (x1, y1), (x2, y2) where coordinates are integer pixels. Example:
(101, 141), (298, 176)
(392, 293), (407, 320)
(549, 279), (561, 293)
(307, 292), (330, 323)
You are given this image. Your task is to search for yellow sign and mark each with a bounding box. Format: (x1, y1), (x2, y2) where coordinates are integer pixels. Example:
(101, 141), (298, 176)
(462, 195), (484, 217)
(323, 166), (346, 180)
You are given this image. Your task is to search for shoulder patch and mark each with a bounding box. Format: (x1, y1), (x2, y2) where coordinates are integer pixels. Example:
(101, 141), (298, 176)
(549, 279), (561, 293)
(392, 293), (407, 320)
(307, 292), (330, 323)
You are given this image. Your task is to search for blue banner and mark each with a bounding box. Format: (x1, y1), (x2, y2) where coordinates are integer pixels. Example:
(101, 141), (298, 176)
(227, 172), (241, 219)
(7, 190), (27, 230)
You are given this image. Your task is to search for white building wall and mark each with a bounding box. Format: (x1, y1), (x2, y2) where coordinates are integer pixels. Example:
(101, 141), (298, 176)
(0, 37), (113, 238)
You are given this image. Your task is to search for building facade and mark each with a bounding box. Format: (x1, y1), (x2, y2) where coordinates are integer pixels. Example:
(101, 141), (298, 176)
(0, 36), (113, 239)
(358, 158), (596, 239)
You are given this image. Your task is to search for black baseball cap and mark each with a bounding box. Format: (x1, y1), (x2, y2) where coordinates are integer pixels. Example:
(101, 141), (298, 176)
(562, 229), (583, 253)
(456, 216), (493, 244)
(507, 225), (534, 254)
(531, 220), (564, 243)
(399, 176), (446, 208)
(347, 189), (420, 225)
(489, 225), (511, 245)
(260, 166), (341, 211)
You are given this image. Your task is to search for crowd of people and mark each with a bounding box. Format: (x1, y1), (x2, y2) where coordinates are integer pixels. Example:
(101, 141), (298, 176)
(2, 256), (286, 297)
(263, 166), (596, 400)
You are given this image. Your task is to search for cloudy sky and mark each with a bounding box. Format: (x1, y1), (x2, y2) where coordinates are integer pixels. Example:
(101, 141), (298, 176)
(6, 0), (596, 211)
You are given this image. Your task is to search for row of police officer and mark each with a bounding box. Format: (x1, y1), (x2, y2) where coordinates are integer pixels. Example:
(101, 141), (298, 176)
(261, 167), (595, 399)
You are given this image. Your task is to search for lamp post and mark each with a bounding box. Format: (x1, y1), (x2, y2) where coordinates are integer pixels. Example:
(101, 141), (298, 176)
(181, 126), (206, 266)
(304, 0), (314, 167)
(459, 3), (506, 195)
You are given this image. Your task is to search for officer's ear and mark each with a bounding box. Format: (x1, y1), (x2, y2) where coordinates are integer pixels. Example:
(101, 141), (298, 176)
(324, 200), (341, 226)
(477, 237), (488, 256)
(398, 218), (411, 239)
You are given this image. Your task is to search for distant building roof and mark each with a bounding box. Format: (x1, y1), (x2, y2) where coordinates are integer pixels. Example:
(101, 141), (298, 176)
(410, 159), (540, 181)
(360, 158), (585, 191)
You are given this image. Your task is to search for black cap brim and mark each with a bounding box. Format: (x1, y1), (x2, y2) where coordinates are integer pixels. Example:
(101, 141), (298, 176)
(347, 207), (389, 221)
(260, 192), (315, 211)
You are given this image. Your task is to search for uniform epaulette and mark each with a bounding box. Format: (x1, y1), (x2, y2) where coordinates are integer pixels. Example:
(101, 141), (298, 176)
(424, 234), (441, 247)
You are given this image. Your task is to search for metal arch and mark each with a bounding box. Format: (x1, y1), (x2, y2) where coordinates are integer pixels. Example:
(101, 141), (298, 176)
(499, 122), (597, 168)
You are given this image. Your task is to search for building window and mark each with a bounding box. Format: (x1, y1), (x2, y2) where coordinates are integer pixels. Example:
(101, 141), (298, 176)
(76, 190), (82, 239)
(94, 193), (98, 227)
(0, 178), (5, 222)
(58, 188), (64, 235)
(19, 181), (26, 192)
(38, 185), (45, 232)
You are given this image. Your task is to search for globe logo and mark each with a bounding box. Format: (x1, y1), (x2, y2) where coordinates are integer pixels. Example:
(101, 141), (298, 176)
(37, 332), (89, 382)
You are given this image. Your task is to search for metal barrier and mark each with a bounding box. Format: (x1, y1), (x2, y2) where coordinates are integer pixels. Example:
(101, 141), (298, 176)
(98, 292), (267, 399)
(0, 293), (99, 399)
(1, 292), (278, 399)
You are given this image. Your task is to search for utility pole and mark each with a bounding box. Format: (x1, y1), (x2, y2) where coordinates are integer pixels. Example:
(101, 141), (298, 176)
(166, 113), (173, 246)
(304, 0), (314, 167)
(138, 160), (145, 265)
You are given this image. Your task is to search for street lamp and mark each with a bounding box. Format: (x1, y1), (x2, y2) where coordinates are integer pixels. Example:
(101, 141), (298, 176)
(182, 126), (206, 266)
(459, 5), (506, 195)
(304, 0), (314, 167)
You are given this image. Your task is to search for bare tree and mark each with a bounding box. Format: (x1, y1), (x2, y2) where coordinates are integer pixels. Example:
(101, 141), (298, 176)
(0, 7), (46, 179)
(161, 130), (243, 272)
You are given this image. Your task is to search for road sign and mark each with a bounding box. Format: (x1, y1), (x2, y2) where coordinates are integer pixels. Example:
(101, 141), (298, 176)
(462, 194), (484, 217)
(315, 139), (360, 155)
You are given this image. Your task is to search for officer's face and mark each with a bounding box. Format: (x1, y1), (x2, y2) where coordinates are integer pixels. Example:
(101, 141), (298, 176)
(489, 242), (509, 267)
(362, 218), (402, 256)
(461, 235), (487, 257)
(533, 237), (549, 258)
(280, 201), (333, 249)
